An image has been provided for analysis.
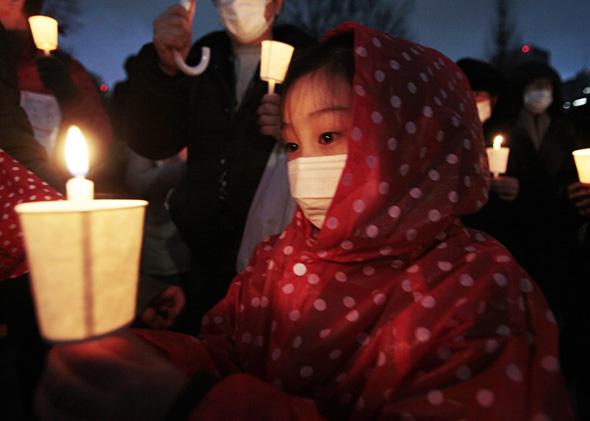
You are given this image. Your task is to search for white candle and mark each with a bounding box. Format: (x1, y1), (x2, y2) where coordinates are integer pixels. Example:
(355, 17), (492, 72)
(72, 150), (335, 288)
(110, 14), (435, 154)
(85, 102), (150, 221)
(486, 135), (510, 178)
(65, 126), (94, 201)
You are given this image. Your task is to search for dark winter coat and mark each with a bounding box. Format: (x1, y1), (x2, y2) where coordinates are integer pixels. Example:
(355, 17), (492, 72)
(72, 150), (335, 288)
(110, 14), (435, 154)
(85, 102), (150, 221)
(124, 26), (315, 316)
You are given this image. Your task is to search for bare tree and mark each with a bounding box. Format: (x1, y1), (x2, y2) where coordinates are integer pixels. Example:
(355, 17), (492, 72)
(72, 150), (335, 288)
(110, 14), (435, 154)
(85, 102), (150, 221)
(43, 0), (80, 35)
(489, 0), (519, 69)
(279, 0), (415, 39)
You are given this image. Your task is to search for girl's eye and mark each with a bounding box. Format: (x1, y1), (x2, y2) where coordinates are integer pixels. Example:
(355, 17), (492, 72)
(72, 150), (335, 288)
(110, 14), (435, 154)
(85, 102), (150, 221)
(319, 132), (336, 145)
(285, 142), (299, 153)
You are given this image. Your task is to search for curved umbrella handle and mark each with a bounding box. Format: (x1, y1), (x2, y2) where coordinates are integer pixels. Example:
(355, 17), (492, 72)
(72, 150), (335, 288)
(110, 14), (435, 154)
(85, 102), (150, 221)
(175, 0), (210, 76)
(174, 47), (210, 76)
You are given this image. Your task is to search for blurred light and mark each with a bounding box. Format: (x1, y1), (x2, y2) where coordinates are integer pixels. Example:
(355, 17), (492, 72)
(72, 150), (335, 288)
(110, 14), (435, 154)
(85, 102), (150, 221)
(563, 102), (571, 110)
(573, 98), (588, 107)
(99, 84), (109, 92)
(583, 87), (590, 95)
(521, 44), (531, 53)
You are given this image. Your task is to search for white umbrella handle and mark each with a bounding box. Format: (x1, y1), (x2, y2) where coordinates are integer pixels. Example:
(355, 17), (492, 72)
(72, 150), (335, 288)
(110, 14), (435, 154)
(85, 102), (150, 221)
(174, 47), (210, 76)
(175, 0), (210, 76)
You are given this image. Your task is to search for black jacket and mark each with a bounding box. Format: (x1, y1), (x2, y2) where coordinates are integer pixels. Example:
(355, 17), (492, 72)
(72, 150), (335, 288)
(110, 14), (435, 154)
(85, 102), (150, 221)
(124, 26), (314, 296)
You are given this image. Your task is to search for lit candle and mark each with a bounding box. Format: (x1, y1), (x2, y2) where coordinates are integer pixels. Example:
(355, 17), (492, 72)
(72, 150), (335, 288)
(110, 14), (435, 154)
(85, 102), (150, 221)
(486, 135), (510, 178)
(65, 126), (94, 201)
(260, 40), (295, 94)
(28, 15), (58, 55)
(573, 148), (590, 183)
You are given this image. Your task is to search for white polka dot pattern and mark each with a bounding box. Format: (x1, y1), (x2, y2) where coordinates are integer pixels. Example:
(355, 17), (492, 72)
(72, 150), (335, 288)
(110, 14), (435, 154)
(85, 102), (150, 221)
(0, 151), (62, 280)
(194, 24), (572, 420)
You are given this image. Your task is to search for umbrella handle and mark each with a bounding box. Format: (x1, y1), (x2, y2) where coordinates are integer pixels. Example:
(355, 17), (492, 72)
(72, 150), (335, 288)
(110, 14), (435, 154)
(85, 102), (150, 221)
(174, 0), (210, 76)
(174, 47), (210, 76)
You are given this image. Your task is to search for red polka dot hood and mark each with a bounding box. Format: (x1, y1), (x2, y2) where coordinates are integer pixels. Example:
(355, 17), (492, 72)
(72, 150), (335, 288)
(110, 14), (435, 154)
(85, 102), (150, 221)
(0, 150), (62, 281)
(138, 23), (575, 420)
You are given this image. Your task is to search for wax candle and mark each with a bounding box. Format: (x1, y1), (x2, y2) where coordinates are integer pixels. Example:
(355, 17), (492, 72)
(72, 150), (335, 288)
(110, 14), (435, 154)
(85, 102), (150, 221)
(65, 126), (94, 201)
(486, 135), (510, 178)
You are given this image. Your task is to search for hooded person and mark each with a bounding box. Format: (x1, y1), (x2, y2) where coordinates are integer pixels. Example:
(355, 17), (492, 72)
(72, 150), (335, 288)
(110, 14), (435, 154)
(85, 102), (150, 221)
(35, 24), (575, 420)
(456, 58), (505, 125)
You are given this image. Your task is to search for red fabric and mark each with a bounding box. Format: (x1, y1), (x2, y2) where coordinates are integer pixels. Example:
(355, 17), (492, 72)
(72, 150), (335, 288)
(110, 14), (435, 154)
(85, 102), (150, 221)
(0, 149), (62, 281)
(141, 23), (576, 420)
(18, 53), (114, 179)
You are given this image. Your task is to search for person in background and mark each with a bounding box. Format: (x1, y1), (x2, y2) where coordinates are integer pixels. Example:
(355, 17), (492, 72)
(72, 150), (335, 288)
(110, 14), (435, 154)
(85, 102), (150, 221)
(457, 58), (504, 125)
(124, 0), (314, 328)
(458, 58), (526, 267)
(0, 0), (114, 190)
(35, 24), (575, 420)
(0, 21), (63, 189)
(125, 146), (192, 330)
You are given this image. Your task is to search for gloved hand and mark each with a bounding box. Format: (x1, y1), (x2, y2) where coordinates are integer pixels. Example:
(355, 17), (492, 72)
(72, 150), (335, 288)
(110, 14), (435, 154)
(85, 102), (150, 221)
(36, 55), (78, 105)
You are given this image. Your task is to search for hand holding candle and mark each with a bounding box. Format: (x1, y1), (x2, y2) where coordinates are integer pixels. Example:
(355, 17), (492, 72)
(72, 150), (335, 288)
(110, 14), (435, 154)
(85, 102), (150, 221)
(260, 40), (295, 94)
(486, 135), (510, 178)
(65, 126), (94, 201)
(28, 15), (58, 55)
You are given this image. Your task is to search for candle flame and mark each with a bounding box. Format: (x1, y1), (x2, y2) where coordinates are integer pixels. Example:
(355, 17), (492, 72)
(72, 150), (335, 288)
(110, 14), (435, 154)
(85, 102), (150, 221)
(65, 126), (89, 177)
(493, 135), (504, 150)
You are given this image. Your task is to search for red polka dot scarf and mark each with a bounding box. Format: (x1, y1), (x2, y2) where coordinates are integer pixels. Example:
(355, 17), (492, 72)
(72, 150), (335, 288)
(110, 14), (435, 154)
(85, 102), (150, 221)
(0, 149), (62, 281)
(179, 23), (574, 419)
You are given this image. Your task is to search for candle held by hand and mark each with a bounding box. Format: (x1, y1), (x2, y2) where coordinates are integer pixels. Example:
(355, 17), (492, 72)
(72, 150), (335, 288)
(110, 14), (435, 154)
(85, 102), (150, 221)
(486, 135), (510, 178)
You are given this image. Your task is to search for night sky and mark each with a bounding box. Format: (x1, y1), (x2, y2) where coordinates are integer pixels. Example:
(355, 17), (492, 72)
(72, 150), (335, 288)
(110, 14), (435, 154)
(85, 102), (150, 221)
(59, 0), (590, 88)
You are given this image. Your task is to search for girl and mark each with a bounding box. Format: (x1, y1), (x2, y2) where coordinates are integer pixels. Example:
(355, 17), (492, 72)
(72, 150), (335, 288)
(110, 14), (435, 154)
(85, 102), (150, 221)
(36, 23), (575, 420)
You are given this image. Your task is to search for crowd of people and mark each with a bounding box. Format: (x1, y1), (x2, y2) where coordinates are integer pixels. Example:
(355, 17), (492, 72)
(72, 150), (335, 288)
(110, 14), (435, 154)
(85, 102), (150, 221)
(1, 0), (588, 419)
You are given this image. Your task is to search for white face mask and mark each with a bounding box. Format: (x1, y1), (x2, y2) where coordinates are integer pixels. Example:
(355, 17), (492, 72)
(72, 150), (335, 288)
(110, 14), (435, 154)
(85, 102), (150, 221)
(476, 99), (492, 123)
(523, 89), (553, 114)
(217, 0), (274, 44)
(288, 154), (347, 229)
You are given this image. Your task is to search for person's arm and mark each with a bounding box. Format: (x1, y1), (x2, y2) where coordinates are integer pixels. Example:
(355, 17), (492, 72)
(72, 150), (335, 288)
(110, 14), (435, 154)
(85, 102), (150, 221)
(125, 147), (186, 204)
(375, 263), (575, 420)
(124, 3), (203, 160)
(0, 24), (64, 190)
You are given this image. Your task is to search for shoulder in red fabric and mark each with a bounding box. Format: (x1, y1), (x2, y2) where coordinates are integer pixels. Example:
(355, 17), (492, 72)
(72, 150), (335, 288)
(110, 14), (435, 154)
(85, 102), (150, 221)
(0, 150), (62, 281)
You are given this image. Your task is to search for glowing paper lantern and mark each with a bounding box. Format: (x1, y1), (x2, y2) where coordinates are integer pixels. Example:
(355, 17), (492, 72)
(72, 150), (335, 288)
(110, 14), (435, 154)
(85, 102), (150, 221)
(28, 15), (58, 55)
(573, 148), (590, 183)
(260, 40), (295, 94)
(15, 126), (147, 342)
(486, 135), (510, 178)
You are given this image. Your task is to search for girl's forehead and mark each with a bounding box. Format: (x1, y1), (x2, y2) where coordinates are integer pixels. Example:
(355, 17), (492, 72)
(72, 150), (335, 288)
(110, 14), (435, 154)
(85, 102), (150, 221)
(284, 72), (352, 117)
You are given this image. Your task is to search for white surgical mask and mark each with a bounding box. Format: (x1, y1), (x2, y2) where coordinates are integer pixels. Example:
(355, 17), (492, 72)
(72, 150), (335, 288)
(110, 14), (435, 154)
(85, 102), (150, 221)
(288, 154), (347, 229)
(476, 99), (492, 123)
(217, 0), (273, 45)
(523, 89), (553, 114)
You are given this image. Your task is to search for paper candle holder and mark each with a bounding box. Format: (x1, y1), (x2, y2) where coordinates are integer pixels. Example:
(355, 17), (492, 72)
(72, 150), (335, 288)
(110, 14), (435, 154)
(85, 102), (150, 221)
(260, 40), (295, 94)
(15, 199), (147, 342)
(573, 148), (590, 183)
(28, 15), (58, 54)
(486, 135), (510, 177)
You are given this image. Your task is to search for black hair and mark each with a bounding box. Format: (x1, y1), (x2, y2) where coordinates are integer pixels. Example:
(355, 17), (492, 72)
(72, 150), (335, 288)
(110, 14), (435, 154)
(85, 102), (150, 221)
(457, 58), (505, 98)
(23, 0), (44, 16)
(282, 32), (354, 98)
